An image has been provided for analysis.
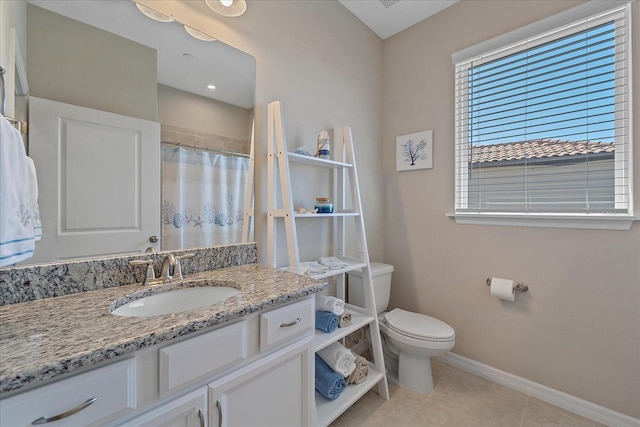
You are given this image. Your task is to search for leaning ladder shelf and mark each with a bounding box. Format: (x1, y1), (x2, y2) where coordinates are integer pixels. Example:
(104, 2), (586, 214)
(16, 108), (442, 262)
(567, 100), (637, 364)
(266, 101), (389, 426)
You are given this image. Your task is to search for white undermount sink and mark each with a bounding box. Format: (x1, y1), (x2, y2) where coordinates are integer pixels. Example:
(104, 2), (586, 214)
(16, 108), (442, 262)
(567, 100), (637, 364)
(110, 284), (241, 317)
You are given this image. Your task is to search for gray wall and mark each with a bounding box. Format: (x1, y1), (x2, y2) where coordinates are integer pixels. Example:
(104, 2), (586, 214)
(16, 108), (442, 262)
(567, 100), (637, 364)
(27, 4), (157, 121)
(382, 0), (639, 418)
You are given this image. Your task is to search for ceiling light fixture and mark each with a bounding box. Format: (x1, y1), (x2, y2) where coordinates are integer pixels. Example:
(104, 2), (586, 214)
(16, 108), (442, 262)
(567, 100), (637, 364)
(184, 25), (217, 41)
(135, 3), (174, 22)
(204, 0), (247, 17)
(207, 84), (216, 90)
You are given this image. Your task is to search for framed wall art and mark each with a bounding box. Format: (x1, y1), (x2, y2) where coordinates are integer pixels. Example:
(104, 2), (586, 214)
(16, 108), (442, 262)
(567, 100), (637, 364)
(396, 130), (433, 172)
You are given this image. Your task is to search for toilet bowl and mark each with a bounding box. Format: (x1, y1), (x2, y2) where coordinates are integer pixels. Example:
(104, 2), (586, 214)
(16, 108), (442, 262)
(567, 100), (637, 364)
(379, 309), (454, 393)
(348, 263), (455, 394)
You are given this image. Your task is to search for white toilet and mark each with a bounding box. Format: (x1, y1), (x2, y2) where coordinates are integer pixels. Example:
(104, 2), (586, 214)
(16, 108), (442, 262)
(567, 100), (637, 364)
(348, 262), (455, 394)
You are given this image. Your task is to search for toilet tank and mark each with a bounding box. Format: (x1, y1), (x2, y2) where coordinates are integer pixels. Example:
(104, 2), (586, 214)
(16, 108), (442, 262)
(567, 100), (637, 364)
(347, 262), (394, 315)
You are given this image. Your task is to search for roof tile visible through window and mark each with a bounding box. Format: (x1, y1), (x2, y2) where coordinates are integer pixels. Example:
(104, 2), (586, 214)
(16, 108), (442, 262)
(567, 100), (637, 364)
(470, 139), (615, 164)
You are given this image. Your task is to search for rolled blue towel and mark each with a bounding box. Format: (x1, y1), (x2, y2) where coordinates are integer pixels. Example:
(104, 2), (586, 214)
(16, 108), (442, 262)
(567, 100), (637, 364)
(315, 310), (339, 333)
(315, 354), (346, 400)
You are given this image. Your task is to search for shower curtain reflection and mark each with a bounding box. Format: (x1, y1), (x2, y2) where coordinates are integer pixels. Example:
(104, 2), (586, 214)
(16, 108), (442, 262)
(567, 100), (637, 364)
(161, 145), (249, 250)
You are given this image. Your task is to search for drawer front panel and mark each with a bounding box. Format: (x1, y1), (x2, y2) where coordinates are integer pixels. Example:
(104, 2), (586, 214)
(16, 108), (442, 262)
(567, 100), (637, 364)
(260, 297), (314, 351)
(0, 358), (136, 427)
(159, 320), (247, 394)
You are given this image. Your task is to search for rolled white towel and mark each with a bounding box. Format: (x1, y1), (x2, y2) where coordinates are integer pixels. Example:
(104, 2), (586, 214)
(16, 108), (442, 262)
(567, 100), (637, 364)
(316, 295), (344, 315)
(318, 256), (349, 270)
(317, 341), (356, 377)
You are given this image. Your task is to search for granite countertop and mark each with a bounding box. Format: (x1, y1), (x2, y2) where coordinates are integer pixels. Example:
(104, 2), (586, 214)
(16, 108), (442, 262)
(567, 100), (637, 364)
(0, 263), (327, 396)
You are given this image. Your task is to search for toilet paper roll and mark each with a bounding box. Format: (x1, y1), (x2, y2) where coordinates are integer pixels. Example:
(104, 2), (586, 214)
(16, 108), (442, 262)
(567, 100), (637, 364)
(490, 277), (515, 302)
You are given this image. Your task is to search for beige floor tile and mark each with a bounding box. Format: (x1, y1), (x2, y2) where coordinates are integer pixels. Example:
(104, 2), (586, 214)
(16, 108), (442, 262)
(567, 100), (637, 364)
(329, 412), (362, 427)
(524, 398), (607, 427)
(431, 359), (453, 388)
(406, 400), (476, 427)
(428, 367), (527, 427)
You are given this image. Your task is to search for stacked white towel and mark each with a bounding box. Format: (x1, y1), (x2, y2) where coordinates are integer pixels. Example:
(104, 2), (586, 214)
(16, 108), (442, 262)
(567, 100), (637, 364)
(317, 341), (356, 377)
(0, 117), (39, 266)
(318, 256), (349, 270)
(316, 295), (344, 315)
(299, 261), (327, 276)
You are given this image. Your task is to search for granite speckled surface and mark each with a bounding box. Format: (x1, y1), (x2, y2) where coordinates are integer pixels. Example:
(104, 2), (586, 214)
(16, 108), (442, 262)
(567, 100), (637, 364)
(0, 263), (327, 395)
(0, 243), (258, 306)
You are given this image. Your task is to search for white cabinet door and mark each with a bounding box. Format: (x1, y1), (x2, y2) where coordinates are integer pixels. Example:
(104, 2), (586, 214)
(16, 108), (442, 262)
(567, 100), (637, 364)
(209, 337), (314, 427)
(28, 96), (161, 262)
(119, 388), (207, 427)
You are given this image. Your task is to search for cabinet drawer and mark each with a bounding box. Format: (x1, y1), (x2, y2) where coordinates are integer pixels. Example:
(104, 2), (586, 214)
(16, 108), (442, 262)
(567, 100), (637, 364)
(0, 358), (136, 427)
(260, 298), (314, 351)
(159, 320), (247, 395)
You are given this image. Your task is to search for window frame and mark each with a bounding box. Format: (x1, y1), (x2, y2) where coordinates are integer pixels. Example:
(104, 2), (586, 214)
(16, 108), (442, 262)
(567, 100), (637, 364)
(449, 1), (637, 230)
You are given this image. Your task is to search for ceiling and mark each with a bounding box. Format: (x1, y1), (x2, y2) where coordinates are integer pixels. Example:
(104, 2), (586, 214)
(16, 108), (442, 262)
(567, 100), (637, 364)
(338, 0), (459, 40)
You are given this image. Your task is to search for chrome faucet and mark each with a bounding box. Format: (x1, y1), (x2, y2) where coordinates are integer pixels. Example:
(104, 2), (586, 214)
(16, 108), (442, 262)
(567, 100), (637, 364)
(160, 253), (178, 281)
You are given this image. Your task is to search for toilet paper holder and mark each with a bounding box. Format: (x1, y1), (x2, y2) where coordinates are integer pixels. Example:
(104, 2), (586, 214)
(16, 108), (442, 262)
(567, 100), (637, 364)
(486, 278), (529, 292)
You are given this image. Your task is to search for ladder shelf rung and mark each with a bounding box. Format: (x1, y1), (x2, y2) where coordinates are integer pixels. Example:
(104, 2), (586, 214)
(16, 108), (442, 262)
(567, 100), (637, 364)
(294, 212), (360, 218)
(282, 258), (367, 279)
(288, 152), (353, 168)
(313, 305), (375, 352)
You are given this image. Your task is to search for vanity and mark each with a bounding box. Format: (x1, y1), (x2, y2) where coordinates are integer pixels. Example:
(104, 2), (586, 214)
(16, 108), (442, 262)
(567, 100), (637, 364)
(0, 245), (327, 426)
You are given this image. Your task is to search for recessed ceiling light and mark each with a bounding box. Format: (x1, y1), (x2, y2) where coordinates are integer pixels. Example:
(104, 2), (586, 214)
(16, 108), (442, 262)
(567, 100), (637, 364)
(184, 25), (216, 41)
(207, 84), (216, 90)
(135, 3), (174, 23)
(205, 0), (247, 17)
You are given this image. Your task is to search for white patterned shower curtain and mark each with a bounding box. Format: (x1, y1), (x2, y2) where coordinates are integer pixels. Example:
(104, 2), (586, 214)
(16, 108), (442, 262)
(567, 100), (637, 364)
(161, 145), (249, 250)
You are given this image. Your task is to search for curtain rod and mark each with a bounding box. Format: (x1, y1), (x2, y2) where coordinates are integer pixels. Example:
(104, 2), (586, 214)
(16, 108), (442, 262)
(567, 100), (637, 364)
(161, 141), (250, 158)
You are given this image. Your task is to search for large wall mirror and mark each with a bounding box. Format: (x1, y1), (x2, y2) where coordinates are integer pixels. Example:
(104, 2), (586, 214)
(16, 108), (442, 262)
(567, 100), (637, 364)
(14, 0), (255, 266)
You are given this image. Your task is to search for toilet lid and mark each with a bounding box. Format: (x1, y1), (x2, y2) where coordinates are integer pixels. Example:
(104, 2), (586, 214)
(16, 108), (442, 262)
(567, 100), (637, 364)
(384, 308), (455, 342)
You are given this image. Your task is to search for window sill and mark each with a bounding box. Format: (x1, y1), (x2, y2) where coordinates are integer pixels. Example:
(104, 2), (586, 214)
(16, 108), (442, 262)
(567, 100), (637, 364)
(446, 212), (639, 231)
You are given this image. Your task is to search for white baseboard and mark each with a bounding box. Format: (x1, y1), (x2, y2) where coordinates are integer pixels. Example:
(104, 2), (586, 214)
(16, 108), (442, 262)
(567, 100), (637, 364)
(436, 353), (640, 427)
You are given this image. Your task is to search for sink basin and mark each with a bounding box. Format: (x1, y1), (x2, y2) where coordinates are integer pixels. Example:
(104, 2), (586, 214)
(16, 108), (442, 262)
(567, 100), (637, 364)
(110, 285), (241, 317)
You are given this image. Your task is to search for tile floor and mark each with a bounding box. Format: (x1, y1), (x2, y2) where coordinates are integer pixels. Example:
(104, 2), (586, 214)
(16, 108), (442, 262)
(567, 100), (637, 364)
(330, 360), (606, 427)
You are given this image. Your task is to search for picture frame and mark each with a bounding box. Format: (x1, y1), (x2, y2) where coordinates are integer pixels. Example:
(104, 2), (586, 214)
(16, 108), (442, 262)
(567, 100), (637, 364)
(396, 130), (433, 172)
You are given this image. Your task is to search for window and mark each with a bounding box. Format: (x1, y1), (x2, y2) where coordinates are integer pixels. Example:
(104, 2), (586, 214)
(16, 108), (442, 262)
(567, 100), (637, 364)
(453, 3), (633, 227)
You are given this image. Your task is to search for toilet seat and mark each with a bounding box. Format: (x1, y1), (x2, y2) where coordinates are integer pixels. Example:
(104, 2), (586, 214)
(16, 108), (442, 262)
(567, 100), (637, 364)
(384, 309), (455, 342)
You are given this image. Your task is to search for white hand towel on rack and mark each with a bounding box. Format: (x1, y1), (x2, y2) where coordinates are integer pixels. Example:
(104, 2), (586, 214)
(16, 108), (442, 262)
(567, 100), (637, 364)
(317, 341), (357, 377)
(316, 295), (345, 315)
(25, 157), (42, 241)
(318, 256), (349, 270)
(0, 116), (36, 266)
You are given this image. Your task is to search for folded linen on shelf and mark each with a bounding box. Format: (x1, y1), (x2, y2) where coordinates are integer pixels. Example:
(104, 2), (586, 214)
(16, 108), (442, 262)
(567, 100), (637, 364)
(315, 295), (344, 315)
(299, 261), (327, 276)
(318, 256), (349, 270)
(317, 341), (356, 377)
(338, 312), (352, 328)
(346, 354), (369, 385)
(314, 354), (346, 400)
(315, 310), (339, 333)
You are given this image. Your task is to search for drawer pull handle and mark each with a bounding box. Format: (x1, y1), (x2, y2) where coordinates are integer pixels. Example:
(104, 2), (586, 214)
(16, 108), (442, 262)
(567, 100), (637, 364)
(31, 397), (98, 425)
(198, 408), (205, 427)
(216, 399), (223, 426)
(280, 317), (301, 328)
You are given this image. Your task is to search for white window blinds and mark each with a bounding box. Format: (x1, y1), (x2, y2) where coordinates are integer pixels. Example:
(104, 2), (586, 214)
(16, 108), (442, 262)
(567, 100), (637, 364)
(454, 4), (632, 215)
